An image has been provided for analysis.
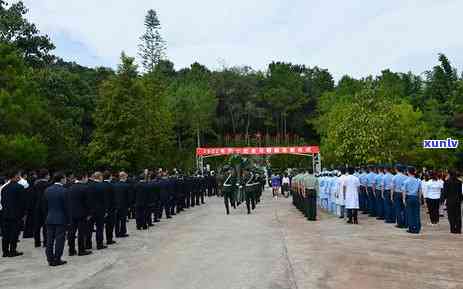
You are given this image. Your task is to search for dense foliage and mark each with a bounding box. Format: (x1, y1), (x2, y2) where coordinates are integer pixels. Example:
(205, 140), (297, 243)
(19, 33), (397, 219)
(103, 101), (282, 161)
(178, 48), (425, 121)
(1, 1), (462, 172)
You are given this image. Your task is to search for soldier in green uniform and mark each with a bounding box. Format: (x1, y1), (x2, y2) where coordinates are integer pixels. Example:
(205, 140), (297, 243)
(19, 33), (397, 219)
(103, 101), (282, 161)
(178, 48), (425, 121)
(292, 173), (304, 215)
(222, 170), (237, 215)
(244, 170), (256, 214)
(303, 168), (319, 221)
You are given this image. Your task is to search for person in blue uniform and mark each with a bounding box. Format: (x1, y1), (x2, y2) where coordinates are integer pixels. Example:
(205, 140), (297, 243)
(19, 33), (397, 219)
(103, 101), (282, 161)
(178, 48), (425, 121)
(382, 165), (395, 223)
(359, 168), (369, 214)
(392, 165), (407, 229)
(374, 166), (385, 220)
(366, 166), (377, 217)
(403, 166), (421, 234)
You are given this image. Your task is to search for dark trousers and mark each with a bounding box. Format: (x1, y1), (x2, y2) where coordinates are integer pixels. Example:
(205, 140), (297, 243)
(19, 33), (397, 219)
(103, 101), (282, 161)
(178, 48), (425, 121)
(46, 224), (66, 262)
(359, 187), (367, 212)
(245, 191), (255, 214)
(136, 206), (147, 229)
(190, 192), (196, 207)
(375, 189), (384, 219)
(447, 201), (462, 234)
(306, 189), (317, 221)
(426, 198), (440, 224)
(115, 208), (128, 237)
(33, 211), (47, 246)
(23, 211), (34, 238)
(394, 192), (407, 228)
(87, 213), (104, 248)
(406, 196), (421, 233)
(2, 219), (20, 255)
(68, 218), (88, 253)
(224, 191), (235, 215)
(367, 187), (376, 217)
(105, 209), (116, 243)
(347, 209), (358, 224)
(383, 190), (395, 223)
(185, 192), (191, 208)
(158, 199), (171, 219)
(145, 206), (154, 226)
(169, 197), (176, 216)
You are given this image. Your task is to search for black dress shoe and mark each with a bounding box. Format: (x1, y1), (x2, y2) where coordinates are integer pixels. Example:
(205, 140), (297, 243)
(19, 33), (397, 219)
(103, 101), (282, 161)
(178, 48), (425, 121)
(119, 234), (129, 238)
(166, 216), (172, 219)
(107, 240), (116, 245)
(55, 260), (67, 266)
(2, 252), (10, 257)
(78, 251), (92, 256)
(69, 251), (77, 256)
(154, 219), (160, 223)
(9, 251), (23, 257)
(97, 245), (107, 250)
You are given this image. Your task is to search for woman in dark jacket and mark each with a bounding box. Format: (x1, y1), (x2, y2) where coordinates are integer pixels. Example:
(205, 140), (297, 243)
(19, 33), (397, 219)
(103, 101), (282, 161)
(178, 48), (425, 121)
(442, 170), (462, 234)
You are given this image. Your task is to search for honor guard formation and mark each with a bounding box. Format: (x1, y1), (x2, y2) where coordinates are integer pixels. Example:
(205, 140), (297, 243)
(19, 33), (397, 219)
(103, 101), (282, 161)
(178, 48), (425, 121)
(291, 165), (462, 234)
(0, 169), (218, 266)
(222, 169), (265, 215)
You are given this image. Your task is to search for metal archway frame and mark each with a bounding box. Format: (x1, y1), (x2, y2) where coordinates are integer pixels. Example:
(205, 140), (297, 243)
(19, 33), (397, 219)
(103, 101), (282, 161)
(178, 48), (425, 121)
(195, 146), (321, 174)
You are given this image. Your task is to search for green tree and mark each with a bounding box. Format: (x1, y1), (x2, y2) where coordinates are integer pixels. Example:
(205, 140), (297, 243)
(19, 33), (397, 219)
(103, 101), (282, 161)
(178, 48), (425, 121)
(317, 85), (425, 166)
(138, 9), (166, 72)
(88, 53), (146, 171)
(0, 0), (55, 67)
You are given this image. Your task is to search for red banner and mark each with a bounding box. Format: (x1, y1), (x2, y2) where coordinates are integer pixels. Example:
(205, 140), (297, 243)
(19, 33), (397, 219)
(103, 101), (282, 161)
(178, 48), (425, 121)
(196, 146), (320, 156)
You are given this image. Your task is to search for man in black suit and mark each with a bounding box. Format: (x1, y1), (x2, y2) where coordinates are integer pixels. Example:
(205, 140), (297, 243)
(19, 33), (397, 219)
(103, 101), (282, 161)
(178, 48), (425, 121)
(1, 170), (25, 257)
(67, 172), (92, 256)
(87, 172), (107, 250)
(442, 170), (463, 234)
(102, 171), (116, 245)
(44, 172), (69, 266)
(113, 172), (131, 237)
(135, 175), (148, 230)
(32, 169), (50, 248)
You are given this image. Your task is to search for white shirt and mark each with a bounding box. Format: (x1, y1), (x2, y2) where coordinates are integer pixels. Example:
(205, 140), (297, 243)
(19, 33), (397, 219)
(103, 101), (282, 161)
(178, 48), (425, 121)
(282, 177), (290, 185)
(421, 180), (429, 199)
(0, 180), (11, 210)
(336, 174), (347, 205)
(426, 180), (443, 199)
(344, 174), (360, 209)
(18, 178), (29, 189)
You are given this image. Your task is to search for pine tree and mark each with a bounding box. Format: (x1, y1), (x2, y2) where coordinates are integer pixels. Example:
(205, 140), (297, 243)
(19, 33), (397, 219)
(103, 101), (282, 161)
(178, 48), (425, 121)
(138, 9), (166, 72)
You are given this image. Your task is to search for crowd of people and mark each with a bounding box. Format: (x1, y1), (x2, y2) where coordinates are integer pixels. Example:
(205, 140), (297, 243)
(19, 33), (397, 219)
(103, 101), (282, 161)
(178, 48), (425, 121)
(292, 165), (463, 234)
(0, 168), (218, 266)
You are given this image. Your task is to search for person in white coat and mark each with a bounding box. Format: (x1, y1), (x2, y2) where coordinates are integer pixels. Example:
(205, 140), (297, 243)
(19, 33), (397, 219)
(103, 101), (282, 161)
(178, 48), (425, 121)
(336, 168), (347, 218)
(318, 173), (329, 210)
(344, 167), (360, 224)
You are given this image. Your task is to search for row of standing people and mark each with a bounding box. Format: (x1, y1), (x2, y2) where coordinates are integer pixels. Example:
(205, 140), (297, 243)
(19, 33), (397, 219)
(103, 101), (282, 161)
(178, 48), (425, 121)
(317, 165), (462, 234)
(0, 169), (217, 266)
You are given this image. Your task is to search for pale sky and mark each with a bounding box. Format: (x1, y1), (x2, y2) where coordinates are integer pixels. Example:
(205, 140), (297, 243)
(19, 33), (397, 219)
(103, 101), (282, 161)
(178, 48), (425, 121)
(20, 0), (463, 79)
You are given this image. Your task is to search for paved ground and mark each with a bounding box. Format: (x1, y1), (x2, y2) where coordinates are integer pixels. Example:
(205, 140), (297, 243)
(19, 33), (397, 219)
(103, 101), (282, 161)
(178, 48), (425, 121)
(1, 189), (462, 289)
